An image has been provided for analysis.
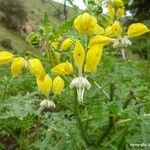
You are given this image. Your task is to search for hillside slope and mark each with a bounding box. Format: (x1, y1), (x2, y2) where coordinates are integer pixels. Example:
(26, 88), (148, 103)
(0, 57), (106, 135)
(0, 0), (74, 53)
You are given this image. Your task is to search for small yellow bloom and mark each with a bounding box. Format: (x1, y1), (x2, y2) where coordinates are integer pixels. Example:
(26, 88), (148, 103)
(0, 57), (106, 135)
(52, 76), (64, 95)
(61, 38), (73, 51)
(104, 26), (113, 37)
(108, 4), (115, 18)
(84, 45), (103, 72)
(74, 12), (97, 34)
(0, 51), (13, 65)
(127, 23), (149, 37)
(36, 74), (52, 97)
(89, 35), (111, 48)
(93, 24), (104, 35)
(113, 0), (124, 7)
(11, 57), (25, 77)
(73, 40), (85, 71)
(28, 58), (45, 80)
(116, 7), (125, 19)
(51, 41), (59, 49)
(51, 61), (73, 75)
(112, 21), (122, 37)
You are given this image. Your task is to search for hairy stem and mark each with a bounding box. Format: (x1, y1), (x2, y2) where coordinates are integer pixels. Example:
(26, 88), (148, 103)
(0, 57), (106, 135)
(73, 88), (89, 144)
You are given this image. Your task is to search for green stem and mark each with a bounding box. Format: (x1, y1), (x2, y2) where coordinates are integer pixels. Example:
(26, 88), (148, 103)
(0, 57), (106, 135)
(73, 88), (89, 144)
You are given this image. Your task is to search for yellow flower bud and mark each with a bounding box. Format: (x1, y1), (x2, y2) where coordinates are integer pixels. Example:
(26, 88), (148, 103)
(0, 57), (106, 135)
(51, 41), (59, 49)
(127, 23), (149, 37)
(108, 4), (115, 18)
(73, 40), (85, 71)
(0, 51), (13, 65)
(84, 45), (103, 73)
(61, 38), (73, 51)
(112, 21), (122, 37)
(116, 7), (125, 19)
(51, 61), (73, 75)
(28, 58), (45, 80)
(104, 26), (113, 37)
(11, 57), (25, 77)
(113, 0), (124, 7)
(52, 76), (64, 95)
(74, 13), (97, 34)
(89, 35), (111, 48)
(93, 24), (104, 35)
(36, 74), (52, 97)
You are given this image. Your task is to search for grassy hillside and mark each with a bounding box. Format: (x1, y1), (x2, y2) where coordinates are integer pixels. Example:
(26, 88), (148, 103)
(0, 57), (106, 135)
(0, 0), (74, 52)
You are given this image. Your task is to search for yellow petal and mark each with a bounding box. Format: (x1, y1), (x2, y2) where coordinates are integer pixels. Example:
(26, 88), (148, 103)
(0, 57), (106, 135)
(51, 61), (73, 75)
(11, 57), (25, 77)
(84, 45), (103, 73)
(104, 26), (113, 37)
(89, 35), (111, 48)
(108, 4), (115, 18)
(112, 21), (122, 37)
(74, 13), (97, 34)
(28, 58), (45, 80)
(116, 7), (125, 19)
(0, 51), (13, 65)
(61, 38), (73, 51)
(52, 76), (64, 95)
(93, 24), (104, 35)
(73, 40), (85, 70)
(113, 0), (124, 7)
(37, 74), (52, 96)
(127, 23), (149, 37)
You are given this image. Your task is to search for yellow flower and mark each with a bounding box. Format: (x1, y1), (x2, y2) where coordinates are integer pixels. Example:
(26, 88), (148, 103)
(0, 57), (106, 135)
(74, 12), (97, 34)
(0, 51), (13, 65)
(127, 23), (149, 37)
(104, 26), (113, 37)
(84, 45), (103, 72)
(52, 76), (64, 95)
(61, 38), (73, 51)
(51, 41), (59, 49)
(89, 35), (111, 48)
(112, 21), (122, 37)
(51, 61), (73, 75)
(36, 74), (52, 97)
(11, 57), (25, 77)
(28, 58), (45, 80)
(108, 4), (115, 18)
(113, 0), (124, 7)
(116, 7), (125, 19)
(73, 40), (85, 71)
(93, 24), (104, 35)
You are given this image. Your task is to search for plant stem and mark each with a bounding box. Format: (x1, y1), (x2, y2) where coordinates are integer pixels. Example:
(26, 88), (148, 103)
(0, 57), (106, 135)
(97, 84), (115, 145)
(73, 88), (89, 144)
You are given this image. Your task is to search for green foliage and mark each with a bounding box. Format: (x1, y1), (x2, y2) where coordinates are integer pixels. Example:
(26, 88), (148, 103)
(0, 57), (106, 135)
(0, 56), (150, 149)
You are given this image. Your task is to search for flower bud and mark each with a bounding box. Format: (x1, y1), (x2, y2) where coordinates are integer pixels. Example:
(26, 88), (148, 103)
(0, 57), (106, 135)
(127, 23), (149, 37)
(116, 7), (125, 19)
(89, 35), (111, 48)
(93, 24), (104, 35)
(36, 74), (52, 97)
(73, 40), (85, 72)
(28, 58), (45, 80)
(51, 61), (73, 75)
(52, 76), (64, 95)
(84, 45), (103, 73)
(74, 13), (97, 34)
(11, 57), (25, 77)
(108, 4), (115, 18)
(0, 51), (13, 65)
(112, 21), (122, 37)
(61, 38), (73, 51)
